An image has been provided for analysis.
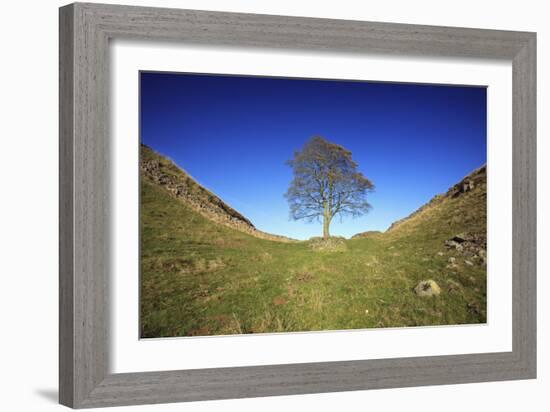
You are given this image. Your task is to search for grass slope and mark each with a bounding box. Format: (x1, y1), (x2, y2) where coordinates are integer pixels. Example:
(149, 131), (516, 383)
(141, 168), (486, 338)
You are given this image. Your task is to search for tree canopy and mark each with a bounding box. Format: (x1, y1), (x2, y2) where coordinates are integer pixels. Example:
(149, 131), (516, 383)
(285, 136), (375, 239)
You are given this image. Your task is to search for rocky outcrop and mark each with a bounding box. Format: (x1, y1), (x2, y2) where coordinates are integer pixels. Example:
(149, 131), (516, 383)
(141, 144), (296, 243)
(445, 232), (487, 265)
(307, 236), (347, 252)
(386, 165), (486, 233)
(446, 165), (486, 198)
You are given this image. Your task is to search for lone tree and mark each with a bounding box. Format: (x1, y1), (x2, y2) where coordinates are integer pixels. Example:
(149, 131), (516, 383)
(285, 136), (375, 239)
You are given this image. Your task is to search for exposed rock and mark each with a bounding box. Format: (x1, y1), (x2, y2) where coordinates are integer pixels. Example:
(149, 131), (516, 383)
(477, 250), (487, 265)
(447, 166), (486, 198)
(386, 165), (486, 233)
(451, 233), (468, 243)
(414, 280), (441, 297)
(446, 256), (459, 269)
(141, 144), (296, 243)
(464, 260), (474, 266)
(307, 236), (348, 252)
(445, 239), (464, 252)
(444, 232), (486, 265)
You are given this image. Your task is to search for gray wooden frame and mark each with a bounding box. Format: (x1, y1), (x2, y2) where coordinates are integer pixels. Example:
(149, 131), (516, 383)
(59, 2), (536, 409)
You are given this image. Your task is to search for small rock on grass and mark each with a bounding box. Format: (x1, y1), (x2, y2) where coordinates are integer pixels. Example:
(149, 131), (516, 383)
(414, 280), (441, 297)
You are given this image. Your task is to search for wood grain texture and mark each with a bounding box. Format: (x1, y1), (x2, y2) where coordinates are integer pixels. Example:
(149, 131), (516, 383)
(512, 35), (537, 374)
(59, 2), (537, 408)
(59, 4), (75, 406)
(60, 3), (110, 407)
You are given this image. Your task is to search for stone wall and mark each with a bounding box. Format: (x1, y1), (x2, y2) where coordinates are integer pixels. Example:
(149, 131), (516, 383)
(140, 145), (296, 243)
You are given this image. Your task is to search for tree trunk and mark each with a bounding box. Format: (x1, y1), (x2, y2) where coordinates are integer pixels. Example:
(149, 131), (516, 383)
(323, 203), (331, 239)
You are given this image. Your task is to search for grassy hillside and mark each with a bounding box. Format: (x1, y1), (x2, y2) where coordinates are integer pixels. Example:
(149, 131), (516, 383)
(141, 144), (295, 242)
(140, 150), (487, 338)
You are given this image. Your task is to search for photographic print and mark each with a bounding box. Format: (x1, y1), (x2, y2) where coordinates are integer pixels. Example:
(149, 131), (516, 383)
(139, 72), (487, 339)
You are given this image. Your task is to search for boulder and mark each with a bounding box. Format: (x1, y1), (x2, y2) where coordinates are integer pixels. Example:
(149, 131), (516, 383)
(445, 233), (487, 257)
(445, 239), (464, 251)
(451, 233), (469, 243)
(414, 280), (441, 297)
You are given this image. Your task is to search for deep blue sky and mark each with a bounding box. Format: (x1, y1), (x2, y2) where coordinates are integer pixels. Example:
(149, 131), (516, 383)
(140, 72), (486, 240)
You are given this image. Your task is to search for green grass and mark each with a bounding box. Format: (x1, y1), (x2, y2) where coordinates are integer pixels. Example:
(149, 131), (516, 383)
(140, 175), (486, 338)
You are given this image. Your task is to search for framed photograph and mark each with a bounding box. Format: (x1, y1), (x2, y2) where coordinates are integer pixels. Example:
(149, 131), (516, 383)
(59, 2), (536, 408)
